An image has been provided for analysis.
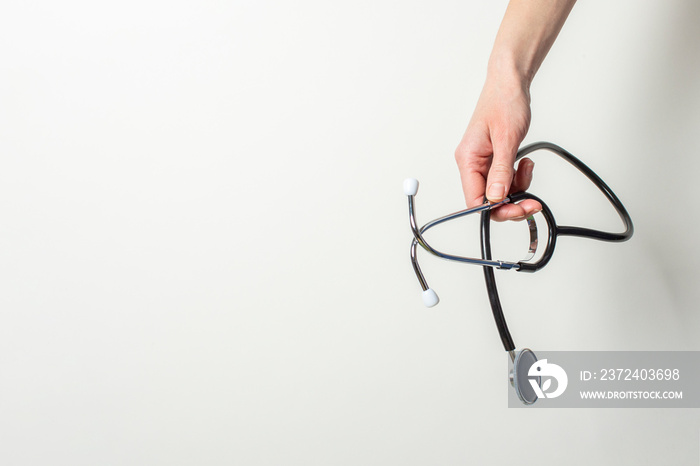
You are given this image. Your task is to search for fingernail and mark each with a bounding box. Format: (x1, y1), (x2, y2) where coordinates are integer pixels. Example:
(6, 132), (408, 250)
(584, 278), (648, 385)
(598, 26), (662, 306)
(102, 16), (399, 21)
(487, 183), (506, 201)
(511, 215), (526, 221)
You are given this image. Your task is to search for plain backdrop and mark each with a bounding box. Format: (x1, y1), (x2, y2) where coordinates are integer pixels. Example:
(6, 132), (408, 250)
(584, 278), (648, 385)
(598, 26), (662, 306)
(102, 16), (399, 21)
(1, 1), (699, 465)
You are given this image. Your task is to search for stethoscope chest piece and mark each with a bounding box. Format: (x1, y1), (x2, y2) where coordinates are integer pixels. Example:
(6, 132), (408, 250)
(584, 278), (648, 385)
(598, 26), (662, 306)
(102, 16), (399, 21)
(510, 348), (540, 405)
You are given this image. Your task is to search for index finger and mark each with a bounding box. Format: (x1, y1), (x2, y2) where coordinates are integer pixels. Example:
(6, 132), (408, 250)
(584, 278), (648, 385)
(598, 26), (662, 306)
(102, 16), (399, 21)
(458, 162), (487, 209)
(455, 130), (492, 208)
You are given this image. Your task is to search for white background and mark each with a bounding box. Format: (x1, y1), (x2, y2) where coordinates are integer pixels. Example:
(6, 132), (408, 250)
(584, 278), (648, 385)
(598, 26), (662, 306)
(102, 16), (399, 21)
(1, 0), (699, 465)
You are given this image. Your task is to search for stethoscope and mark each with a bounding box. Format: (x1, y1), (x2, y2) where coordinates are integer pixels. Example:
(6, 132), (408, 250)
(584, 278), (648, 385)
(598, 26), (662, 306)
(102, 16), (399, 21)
(404, 142), (633, 404)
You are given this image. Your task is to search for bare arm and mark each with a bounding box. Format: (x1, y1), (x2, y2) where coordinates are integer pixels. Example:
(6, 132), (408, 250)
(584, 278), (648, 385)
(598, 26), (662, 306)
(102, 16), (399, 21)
(455, 0), (576, 221)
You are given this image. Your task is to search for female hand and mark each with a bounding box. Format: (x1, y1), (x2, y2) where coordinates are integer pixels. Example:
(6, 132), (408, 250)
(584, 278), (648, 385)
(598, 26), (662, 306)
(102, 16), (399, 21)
(454, 73), (541, 222)
(454, 0), (576, 221)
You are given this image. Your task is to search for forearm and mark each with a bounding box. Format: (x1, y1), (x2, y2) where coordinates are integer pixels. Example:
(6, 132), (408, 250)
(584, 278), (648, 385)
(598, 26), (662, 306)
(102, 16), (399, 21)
(456, 0), (575, 213)
(487, 0), (576, 88)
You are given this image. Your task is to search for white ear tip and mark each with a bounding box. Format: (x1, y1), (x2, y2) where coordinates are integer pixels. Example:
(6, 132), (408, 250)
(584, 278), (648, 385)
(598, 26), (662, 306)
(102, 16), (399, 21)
(422, 288), (439, 307)
(403, 178), (419, 196)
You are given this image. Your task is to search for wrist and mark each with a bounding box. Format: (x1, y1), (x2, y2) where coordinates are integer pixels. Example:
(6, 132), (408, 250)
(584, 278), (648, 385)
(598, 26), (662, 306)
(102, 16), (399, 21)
(486, 52), (534, 91)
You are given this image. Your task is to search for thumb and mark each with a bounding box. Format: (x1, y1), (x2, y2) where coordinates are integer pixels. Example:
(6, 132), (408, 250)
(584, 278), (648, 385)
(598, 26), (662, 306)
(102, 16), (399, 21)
(485, 135), (519, 202)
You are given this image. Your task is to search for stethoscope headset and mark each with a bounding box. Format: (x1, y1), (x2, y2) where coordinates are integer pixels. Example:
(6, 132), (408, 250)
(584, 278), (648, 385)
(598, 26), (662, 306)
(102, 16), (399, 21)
(404, 142), (633, 404)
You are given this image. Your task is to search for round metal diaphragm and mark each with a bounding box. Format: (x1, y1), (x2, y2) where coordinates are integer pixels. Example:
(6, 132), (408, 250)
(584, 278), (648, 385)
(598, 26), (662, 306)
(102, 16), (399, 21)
(513, 348), (540, 405)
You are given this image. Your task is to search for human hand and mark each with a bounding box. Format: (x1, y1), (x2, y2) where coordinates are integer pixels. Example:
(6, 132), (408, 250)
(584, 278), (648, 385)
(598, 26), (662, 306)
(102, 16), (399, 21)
(454, 75), (542, 222)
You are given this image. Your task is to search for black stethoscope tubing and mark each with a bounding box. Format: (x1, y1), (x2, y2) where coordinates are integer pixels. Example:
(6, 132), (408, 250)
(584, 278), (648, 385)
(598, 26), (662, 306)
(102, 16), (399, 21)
(481, 142), (634, 352)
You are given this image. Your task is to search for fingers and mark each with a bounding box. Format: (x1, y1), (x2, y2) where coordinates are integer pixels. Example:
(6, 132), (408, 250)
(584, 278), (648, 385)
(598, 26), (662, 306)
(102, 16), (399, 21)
(485, 133), (519, 203)
(490, 199), (541, 222)
(461, 168), (486, 209)
(455, 124), (492, 208)
(457, 159), (486, 209)
(511, 157), (535, 193)
(457, 143), (542, 221)
(490, 158), (541, 222)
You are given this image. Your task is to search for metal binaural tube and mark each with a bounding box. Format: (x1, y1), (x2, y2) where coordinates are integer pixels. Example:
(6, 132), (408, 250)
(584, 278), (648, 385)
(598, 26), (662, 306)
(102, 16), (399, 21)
(410, 240), (429, 291)
(407, 195), (521, 270)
